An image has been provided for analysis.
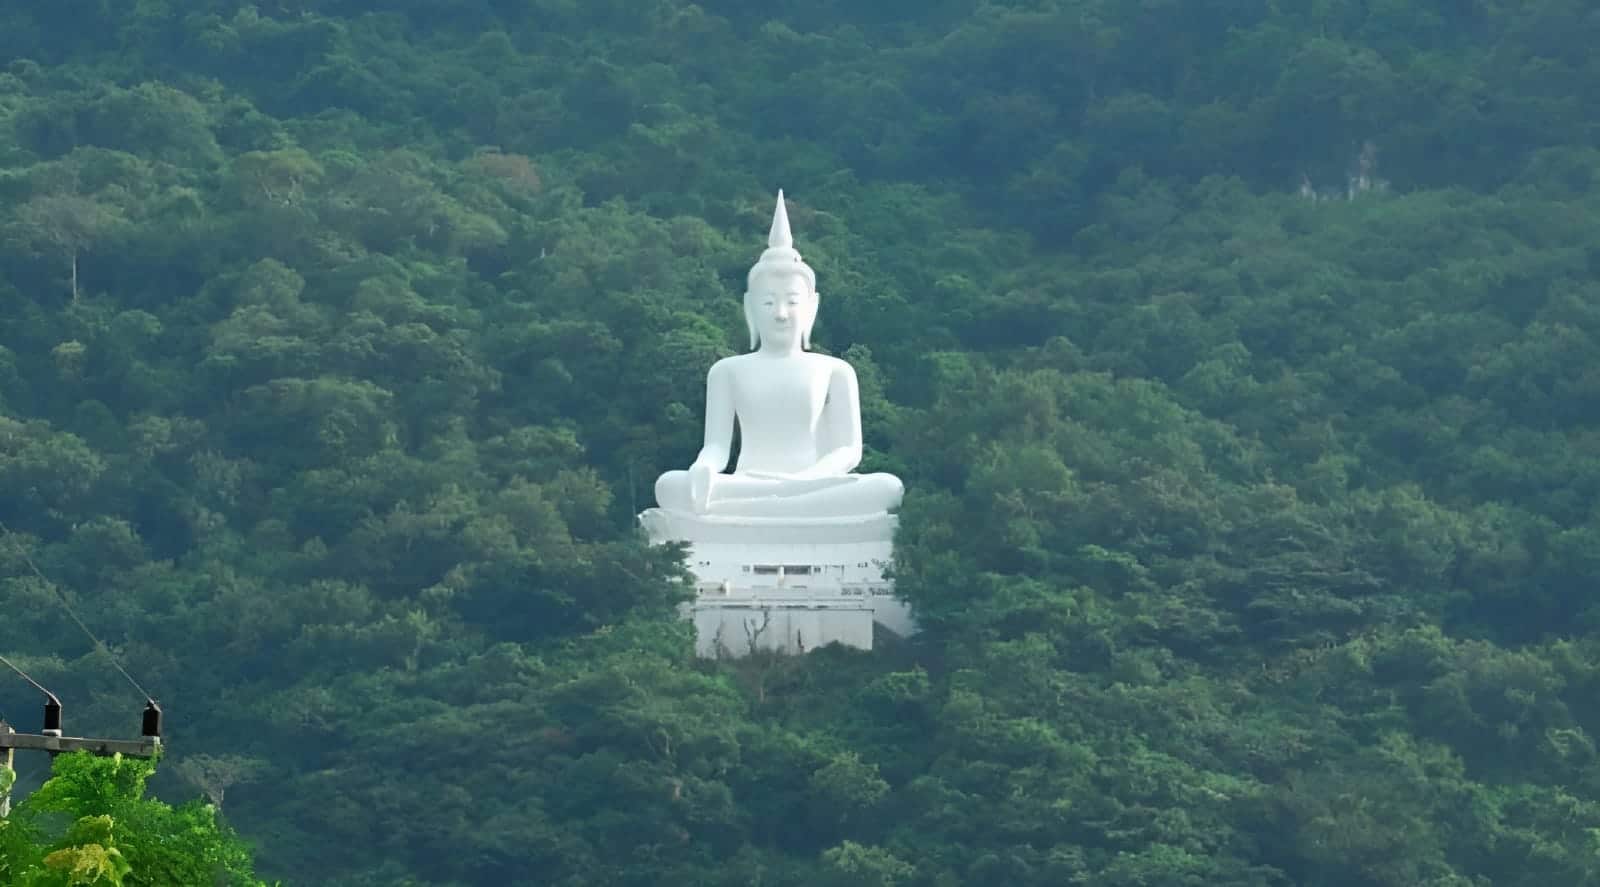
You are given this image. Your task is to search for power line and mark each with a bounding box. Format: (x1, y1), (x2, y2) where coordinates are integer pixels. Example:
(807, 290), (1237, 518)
(0, 652), (56, 704)
(0, 522), (155, 703)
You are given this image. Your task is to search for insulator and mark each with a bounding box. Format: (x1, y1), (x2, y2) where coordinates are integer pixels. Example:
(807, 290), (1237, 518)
(141, 701), (162, 739)
(42, 697), (62, 735)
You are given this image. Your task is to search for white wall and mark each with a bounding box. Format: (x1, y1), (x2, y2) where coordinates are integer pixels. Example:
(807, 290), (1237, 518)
(693, 602), (875, 658)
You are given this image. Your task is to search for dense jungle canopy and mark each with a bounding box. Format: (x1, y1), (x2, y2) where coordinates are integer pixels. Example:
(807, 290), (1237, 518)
(2, 0), (1600, 884)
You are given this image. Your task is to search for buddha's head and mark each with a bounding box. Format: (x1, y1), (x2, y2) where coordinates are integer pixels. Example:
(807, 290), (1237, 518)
(744, 191), (819, 351)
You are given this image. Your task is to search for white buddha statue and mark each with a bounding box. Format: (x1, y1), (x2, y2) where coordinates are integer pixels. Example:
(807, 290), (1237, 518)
(652, 192), (903, 521)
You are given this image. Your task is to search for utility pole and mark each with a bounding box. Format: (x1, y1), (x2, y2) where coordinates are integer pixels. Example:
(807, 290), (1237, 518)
(0, 533), (167, 817)
(0, 721), (13, 817)
(0, 701), (162, 817)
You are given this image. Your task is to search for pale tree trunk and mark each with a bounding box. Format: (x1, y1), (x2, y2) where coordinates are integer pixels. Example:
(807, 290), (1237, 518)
(69, 248), (79, 303)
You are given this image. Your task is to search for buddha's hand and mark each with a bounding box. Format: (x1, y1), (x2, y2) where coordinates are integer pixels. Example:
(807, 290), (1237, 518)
(688, 462), (715, 513)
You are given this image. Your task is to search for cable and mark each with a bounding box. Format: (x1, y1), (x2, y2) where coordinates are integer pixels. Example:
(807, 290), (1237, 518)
(0, 522), (155, 703)
(0, 652), (58, 706)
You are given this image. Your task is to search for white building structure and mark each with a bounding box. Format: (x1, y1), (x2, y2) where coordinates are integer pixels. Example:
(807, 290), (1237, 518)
(639, 510), (914, 657)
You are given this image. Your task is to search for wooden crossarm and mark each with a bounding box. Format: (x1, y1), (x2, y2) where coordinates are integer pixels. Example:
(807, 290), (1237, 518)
(0, 731), (160, 759)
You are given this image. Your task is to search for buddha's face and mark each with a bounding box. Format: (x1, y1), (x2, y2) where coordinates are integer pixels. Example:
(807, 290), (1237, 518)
(747, 270), (817, 351)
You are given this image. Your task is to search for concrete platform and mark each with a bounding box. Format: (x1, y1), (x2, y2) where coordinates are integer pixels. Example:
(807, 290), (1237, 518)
(640, 507), (916, 656)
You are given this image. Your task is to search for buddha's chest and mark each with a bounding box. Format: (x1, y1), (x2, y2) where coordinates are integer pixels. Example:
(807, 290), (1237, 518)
(732, 362), (830, 422)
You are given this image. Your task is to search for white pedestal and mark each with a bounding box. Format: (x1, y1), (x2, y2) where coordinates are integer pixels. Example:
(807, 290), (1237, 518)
(684, 591), (875, 658)
(639, 508), (916, 657)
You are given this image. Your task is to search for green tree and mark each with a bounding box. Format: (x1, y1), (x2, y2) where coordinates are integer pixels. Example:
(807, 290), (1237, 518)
(0, 752), (265, 886)
(12, 193), (124, 303)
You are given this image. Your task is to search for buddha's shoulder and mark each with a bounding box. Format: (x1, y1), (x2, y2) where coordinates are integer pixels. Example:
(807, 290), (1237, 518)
(707, 354), (753, 377)
(709, 352), (853, 378)
(809, 353), (857, 378)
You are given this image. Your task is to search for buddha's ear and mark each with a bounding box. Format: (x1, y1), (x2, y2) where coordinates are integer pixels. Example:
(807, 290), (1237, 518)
(742, 289), (757, 350)
(802, 291), (818, 350)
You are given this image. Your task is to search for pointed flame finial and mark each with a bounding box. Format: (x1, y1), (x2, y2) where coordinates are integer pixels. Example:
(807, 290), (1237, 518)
(769, 189), (793, 249)
(755, 189), (802, 268)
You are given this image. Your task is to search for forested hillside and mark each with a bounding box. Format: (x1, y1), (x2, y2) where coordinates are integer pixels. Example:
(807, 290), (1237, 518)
(2, 1), (1600, 884)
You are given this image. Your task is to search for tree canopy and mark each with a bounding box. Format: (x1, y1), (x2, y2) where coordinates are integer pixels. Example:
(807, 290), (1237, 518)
(0, 752), (263, 886)
(1, 0), (1599, 883)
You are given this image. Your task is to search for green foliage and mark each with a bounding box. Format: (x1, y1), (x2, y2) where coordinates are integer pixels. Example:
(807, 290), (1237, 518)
(0, 0), (1597, 884)
(0, 753), (263, 886)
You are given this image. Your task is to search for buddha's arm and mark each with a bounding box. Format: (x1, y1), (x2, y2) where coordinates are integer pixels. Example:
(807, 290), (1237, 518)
(692, 361), (735, 473)
(801, 361), (864, 478)
(682, 362), (736, 512)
